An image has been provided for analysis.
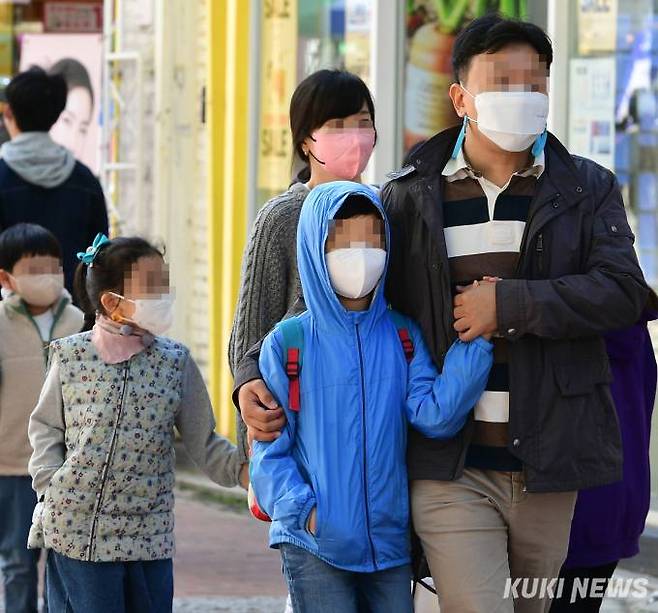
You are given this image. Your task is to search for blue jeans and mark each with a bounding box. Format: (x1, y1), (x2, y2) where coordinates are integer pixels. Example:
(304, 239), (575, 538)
(280, 543), (413, 613)
(46, 551), (173, 613)
(0, 476), (40, 613)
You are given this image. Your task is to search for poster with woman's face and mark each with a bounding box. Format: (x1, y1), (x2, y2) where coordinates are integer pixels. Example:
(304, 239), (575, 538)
(19, 33), (102, 173)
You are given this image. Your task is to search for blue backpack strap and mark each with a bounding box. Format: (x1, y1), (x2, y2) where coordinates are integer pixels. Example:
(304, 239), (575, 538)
(278, 318), (304, 411)
(388, 309), (415, 364)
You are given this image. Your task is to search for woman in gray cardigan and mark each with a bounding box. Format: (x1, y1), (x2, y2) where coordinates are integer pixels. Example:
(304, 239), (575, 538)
(229, 69), (378, 461)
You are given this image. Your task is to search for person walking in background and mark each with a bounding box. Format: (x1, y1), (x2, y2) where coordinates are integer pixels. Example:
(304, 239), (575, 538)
(551, 298), (657, 613)
(27, 235), (248, 612)
(0, 223), (83, 613)
(229, 69), (377, 460)
(250, 182), (493, 612)
(0, 67), (108, 293)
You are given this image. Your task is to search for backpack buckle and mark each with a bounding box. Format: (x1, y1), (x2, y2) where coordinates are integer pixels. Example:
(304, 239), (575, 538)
(286, 348), (300, 379)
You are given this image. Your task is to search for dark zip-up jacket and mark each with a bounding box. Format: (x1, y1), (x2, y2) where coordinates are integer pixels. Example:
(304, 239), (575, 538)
(382, 126), (649, 492)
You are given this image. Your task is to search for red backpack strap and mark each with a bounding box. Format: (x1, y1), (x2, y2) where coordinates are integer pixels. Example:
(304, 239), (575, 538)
(279, 318), (305, 412)
(389, 309), (415, 364)
(286, 348), (301, 411)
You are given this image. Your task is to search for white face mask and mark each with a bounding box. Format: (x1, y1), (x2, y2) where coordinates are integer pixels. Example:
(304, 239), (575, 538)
(463, 87), (549, 152)
(326, 248), (386, 300)
(130, 295), (175, 336)
(12, 273), (64, 307)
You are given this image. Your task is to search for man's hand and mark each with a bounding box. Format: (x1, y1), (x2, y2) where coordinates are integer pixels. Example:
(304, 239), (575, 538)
(238, 463), (250, 490)
(453, 280), (498, 342)
(239, 379), (287, 443)
(307, 507), (317, 536)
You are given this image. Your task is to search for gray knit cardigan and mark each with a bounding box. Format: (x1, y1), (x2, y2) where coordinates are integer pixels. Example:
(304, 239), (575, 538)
(228, 182), (310, 460)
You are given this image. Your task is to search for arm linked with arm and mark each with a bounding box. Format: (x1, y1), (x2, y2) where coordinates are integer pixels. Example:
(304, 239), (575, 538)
(497, 172), (649, 340)
(405, 321), (493, 439)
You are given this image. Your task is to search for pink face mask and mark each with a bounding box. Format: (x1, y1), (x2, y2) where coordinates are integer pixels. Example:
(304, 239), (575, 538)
(308, 128), (375, 180)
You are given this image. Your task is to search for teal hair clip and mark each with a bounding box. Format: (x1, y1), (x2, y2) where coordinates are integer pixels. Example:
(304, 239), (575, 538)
(77, 233), (110, 266)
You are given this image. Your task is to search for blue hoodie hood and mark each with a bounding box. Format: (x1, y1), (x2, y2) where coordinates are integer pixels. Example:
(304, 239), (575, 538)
(297, 181), (388, 333)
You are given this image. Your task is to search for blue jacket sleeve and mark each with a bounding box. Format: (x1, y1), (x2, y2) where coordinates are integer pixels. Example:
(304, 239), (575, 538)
(249, 328), (316, 531)
(405, 321), (494, 439)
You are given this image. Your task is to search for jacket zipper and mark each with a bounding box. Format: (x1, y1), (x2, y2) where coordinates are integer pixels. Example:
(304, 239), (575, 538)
(355, 323), (377, 570)
(19, 298), (69, 366)
(515, 192), (560, 275)
(536, 233), (544, 275)
(86, 361), (131, 560)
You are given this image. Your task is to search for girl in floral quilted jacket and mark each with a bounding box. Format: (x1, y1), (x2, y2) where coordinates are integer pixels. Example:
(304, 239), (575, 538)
(27, 234), (248, 613)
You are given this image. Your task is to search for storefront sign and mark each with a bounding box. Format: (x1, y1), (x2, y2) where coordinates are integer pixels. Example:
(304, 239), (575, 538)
(44, 2), (102, 34)
(577, 0), (617, 55)
(568, 57), (616, 170)
(258, 0), (298, 193)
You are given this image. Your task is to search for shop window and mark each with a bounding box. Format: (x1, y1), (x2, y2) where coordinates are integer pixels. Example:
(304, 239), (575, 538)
(257, 0), (374, 206)
(0, 1), (103, 169)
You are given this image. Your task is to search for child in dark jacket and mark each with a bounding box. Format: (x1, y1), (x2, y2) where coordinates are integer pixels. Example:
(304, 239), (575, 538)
(250, 182), (494, 613)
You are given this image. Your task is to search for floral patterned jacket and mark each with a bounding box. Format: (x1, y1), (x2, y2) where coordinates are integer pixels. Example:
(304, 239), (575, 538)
(27, 332), (241, 562)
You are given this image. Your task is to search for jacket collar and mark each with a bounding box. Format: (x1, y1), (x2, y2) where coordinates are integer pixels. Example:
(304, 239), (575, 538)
(404, 127), (586, 202)
(3, 289), (72, 321)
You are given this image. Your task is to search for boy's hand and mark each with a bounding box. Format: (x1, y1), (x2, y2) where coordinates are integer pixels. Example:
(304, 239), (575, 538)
(453, 280), (498, 342)
(238, 463), (250, 490)
(307, 507), (318, 535)
(239, 379), (287, 442)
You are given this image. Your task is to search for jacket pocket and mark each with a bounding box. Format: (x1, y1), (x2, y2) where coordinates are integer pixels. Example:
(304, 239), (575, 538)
(595, 215), (635, 240)
(309, 473), (322, 540)
(554, 359), (612, 396)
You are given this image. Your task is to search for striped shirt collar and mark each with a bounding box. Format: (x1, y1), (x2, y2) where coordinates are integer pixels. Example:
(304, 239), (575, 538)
(442, 146), (545, 183)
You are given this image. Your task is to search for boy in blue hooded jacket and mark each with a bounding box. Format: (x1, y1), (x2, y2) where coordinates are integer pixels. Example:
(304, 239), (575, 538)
(250, 182), (493, 613)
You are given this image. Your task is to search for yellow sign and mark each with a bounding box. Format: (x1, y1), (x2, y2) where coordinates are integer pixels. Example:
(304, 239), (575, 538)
(258, 0), (298, 193)
(578, 0), (618, 55)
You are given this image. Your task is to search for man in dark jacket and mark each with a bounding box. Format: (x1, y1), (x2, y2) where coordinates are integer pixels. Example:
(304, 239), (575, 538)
(234, 15), (649, 613)
(0, 68), (108, 293)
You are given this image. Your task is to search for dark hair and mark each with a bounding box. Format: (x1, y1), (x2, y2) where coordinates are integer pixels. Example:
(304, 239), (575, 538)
(74, 237), (163, 330)
(0, 223), (61, 272)
(452, 14), (553, 83)
(290, 70), (376, 177)
(334, 195), (381, 220)
(49, 58), (94, 112)
(5, 67), (67, 132)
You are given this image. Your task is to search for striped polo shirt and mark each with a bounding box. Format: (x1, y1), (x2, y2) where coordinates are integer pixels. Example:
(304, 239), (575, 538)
(442, 147), (544, 471)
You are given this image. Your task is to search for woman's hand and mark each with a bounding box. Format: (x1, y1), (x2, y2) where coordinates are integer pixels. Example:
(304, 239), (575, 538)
(239, 379), (287, 444)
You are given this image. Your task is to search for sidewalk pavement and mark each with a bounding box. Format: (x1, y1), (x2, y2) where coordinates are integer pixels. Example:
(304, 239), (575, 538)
(172, 470), (288, 612)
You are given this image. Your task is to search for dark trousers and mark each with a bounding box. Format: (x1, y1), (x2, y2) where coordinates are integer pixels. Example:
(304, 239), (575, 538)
(46, 550), (173, 613)
(550, 562), (619, 613)
(0, 476), (40, 613)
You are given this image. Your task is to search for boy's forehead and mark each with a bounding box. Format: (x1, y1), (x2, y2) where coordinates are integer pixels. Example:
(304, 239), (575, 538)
(14, 254), (60, 272)
(331, 215), (383, 233)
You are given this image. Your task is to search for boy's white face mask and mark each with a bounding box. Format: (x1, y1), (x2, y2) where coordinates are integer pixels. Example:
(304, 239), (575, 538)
(12, 273), (64, 307)
(326, 248), (386, 300)
(462, 87), (549, 152)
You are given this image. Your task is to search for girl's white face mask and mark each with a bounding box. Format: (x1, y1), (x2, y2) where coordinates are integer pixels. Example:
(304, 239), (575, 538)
(107, 292), (175, 336)
(130, 295), (175, 336)
(326, 248), (386, 300)
(462, 87), (549, 152)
